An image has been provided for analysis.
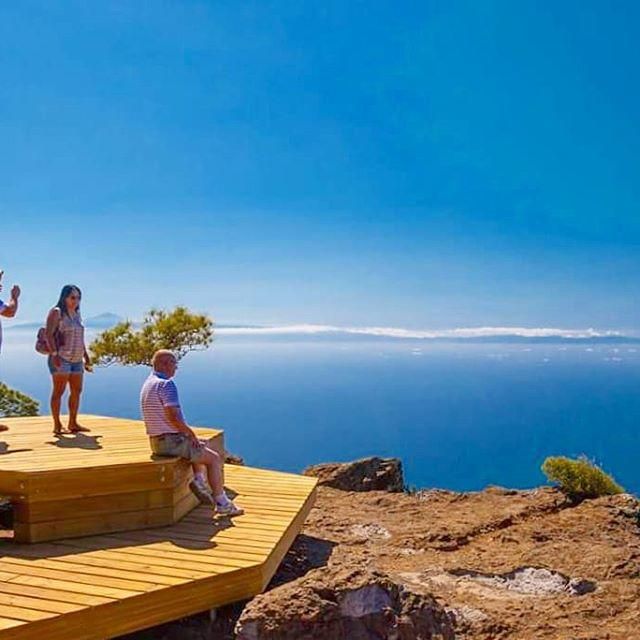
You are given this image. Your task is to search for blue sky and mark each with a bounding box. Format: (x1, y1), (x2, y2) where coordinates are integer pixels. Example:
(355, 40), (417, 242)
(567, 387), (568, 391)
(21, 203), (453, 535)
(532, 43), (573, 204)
(1, 1), (638, 329)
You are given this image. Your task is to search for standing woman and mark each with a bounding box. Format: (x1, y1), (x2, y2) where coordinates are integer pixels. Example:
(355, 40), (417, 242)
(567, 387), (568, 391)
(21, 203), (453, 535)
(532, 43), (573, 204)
(46, 285), (93, 435)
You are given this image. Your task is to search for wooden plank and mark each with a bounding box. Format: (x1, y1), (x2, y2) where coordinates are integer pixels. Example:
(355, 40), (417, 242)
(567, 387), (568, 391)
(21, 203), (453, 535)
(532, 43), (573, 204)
(0, 592), (87, 614)
(86, 566), (264, 640)
(0, 619), (24, 632)
(173, 490), (199, 521)
(24, 464), (172, 501)
(0, 582), (114, 606)
(53, 540), (236, 571)
(56, 532), (277, 559)
(0, 572), (18, 582)
(90, 534), (265, 569)
(15, 488), (173, 523)
(0, 605), (56, 623)
(2, 542), (216, 577)
(14, 505), (175, 543)
(9, 575), (139, 600)
(0, 471), (28, 496)
(0, 610), (91, 640)
(1, 557), (186, 587)
(1, 558), (157, 592)
(50, 553), (213, 581)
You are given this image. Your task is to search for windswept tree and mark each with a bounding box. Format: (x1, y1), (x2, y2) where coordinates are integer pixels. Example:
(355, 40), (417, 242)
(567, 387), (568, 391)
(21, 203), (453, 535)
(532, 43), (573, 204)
(0, 383), (39, 417)
(90, 307), (214, 366)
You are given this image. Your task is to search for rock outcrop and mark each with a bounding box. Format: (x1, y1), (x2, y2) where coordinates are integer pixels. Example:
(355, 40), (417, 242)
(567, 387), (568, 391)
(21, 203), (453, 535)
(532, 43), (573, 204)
(124, 463), (640, 640)
(224, 451), (245, 466)
(304, 456), (404, 492)
(235, 567), (455, 640)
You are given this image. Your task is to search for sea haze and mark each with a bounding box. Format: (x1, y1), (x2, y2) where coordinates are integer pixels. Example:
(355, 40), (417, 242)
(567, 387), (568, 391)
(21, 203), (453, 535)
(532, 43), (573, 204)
(1, 327), (638, 494)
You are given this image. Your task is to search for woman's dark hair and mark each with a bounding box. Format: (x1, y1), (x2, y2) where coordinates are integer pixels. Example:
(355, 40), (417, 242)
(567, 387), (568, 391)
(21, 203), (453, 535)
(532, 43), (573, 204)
(55, 285), (82, 316)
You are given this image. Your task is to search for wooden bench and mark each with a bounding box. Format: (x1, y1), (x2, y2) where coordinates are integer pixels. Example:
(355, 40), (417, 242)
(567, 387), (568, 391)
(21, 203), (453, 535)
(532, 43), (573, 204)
(0, 415), (223, 543)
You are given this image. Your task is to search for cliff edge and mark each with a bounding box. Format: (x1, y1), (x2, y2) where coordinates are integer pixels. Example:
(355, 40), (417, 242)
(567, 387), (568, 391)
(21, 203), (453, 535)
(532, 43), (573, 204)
(124, 458), (640, 640)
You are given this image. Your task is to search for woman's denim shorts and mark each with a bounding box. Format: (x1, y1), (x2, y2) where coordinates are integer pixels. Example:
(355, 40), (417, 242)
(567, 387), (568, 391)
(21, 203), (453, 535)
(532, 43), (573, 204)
(48, 356), (84, 375)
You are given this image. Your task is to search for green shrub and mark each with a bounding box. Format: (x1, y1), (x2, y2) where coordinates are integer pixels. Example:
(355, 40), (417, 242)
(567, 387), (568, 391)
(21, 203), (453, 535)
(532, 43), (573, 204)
(0, 382), (39, 417)
(542, 455), (624, 501)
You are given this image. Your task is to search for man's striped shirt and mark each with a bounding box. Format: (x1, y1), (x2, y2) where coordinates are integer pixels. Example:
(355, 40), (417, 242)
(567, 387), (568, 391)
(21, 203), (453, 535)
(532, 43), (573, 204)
(140, 371), (182, 436)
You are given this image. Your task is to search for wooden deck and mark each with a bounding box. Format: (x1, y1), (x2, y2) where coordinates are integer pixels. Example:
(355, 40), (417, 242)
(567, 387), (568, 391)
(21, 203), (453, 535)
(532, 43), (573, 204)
(0, 415), (224, 472)
(0, 416), (317, 638)
(0, 416), (226, 542)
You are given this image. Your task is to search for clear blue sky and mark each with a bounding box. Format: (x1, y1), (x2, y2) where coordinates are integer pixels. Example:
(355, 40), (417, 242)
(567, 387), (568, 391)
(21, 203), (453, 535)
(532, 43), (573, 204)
(1, 1), (638, 329)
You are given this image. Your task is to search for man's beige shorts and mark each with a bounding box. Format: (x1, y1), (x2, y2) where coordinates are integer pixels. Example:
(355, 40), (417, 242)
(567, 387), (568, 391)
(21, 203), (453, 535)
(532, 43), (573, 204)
(150, 433), (207, 463)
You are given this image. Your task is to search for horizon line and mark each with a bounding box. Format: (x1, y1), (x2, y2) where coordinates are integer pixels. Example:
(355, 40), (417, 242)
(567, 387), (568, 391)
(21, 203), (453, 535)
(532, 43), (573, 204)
(214, 324), (635, 340)
(5, 316), (637, 340)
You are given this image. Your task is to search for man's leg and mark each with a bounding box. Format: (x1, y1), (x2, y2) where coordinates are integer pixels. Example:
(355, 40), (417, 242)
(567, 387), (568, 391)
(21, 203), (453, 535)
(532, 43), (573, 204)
(192, 463), (208, 483)
(189, 462), (214, 505)
(188, 442), (242, 515)
(199, 447), (243, 516)
(200, 448), (224, 497)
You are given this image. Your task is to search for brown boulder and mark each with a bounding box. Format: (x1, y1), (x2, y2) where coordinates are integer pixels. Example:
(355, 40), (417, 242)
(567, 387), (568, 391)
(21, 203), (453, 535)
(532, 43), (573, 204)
(224, 451), (245, 466)
(304, 457), (404, 492)
(235, 566), (455, 640)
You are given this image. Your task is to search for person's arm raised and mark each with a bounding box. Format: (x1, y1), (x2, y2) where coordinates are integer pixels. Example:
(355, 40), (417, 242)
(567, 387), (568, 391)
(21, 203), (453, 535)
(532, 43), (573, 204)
(0, 285), (20, 318)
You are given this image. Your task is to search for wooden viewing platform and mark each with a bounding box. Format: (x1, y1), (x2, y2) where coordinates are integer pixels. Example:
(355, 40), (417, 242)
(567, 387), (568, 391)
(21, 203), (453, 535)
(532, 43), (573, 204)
(0, 416), (317, 639)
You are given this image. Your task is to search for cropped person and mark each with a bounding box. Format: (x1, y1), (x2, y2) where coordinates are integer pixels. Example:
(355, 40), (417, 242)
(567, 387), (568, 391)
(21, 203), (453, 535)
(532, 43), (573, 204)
(0, 270), (21, 432)
(140, 349), (243, 517)
(46, 285), (93, 435)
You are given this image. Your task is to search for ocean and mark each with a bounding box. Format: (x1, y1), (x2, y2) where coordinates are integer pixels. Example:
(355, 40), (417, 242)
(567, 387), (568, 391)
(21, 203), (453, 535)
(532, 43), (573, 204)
(1, 328), (638, 494)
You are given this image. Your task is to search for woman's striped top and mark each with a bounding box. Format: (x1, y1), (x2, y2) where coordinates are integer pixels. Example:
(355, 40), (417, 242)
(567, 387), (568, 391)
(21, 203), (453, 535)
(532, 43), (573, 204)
(57, 311), (85, 363)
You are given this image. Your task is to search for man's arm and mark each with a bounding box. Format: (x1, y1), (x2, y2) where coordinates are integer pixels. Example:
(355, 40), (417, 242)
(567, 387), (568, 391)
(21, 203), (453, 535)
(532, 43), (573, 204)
(159, 380), (199, 441)
(0, 285), (20, 318)
(163, 406), (199, 441)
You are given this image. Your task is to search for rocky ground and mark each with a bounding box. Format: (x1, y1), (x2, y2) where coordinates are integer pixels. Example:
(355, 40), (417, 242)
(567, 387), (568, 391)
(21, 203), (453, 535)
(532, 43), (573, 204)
(124, 458), (640, 640)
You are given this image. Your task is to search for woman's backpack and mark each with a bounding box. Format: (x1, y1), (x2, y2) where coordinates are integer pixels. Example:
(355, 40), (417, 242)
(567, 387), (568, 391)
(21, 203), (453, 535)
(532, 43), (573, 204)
(35, 317), (65, 355)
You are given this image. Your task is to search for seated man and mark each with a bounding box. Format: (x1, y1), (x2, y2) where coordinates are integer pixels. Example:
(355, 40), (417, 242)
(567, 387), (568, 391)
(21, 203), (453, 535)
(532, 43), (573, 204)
(140, 349), (243, 516)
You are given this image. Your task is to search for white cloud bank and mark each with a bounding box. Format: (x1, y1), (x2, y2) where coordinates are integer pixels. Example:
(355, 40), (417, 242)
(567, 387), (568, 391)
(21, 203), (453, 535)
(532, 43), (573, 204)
(217, 324), (625, 340)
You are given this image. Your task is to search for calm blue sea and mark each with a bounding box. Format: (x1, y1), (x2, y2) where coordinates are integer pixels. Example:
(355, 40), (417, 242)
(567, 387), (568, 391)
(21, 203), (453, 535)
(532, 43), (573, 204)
(2, 329), (639, 494)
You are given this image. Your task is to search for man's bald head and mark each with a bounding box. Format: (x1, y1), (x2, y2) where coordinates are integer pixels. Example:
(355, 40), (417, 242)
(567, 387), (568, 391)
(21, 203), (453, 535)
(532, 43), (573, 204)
(152, 349), (177, 376)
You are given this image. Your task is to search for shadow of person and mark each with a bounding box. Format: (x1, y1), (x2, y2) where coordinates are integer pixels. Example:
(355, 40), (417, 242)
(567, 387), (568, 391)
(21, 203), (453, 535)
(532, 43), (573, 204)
(155, 505), (240, 550)
(47, 433), (103, 450)
(0, 507), (235, 558)
(0, 441), (33, 455)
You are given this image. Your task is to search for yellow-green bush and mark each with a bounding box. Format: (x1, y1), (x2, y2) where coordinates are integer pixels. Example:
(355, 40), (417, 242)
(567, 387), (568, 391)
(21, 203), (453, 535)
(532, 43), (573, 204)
(0, 382), (39, 417)
(542, 455), (624, 500)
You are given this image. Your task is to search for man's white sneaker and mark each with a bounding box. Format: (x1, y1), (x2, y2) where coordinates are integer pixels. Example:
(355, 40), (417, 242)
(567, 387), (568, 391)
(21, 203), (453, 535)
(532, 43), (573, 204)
(189, 480), (215, 506)
(215, 501), (244, 517)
